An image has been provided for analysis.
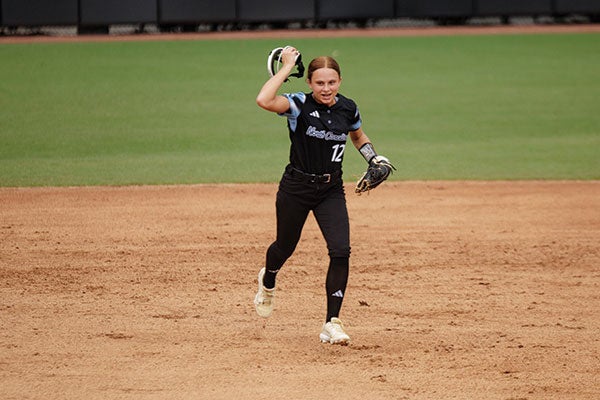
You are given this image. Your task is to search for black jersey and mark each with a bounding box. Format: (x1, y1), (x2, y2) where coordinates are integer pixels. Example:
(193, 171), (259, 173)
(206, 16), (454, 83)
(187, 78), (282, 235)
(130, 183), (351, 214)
(280, 92), (362, 175)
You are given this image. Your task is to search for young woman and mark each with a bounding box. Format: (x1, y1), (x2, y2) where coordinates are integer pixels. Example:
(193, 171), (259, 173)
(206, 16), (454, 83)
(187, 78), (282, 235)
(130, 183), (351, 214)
(253, 46), (391, 345)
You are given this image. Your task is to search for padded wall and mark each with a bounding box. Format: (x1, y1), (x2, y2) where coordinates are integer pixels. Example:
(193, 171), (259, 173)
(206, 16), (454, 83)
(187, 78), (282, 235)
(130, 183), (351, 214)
(396, 0), (473, 17)
(555, 0), (600, 13)
(158, 0), (236, 24)
(317, 0), (394, 20)
(2, 0), (600, 28)
(476, 0), (552, 16)
(80, 0), (157, 25)
(237, 0), (315, 22)
(1, 0), (78, 26)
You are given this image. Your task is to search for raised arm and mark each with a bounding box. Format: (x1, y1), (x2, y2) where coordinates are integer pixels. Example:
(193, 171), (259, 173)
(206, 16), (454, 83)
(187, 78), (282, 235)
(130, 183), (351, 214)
(256, 47), (300, 114)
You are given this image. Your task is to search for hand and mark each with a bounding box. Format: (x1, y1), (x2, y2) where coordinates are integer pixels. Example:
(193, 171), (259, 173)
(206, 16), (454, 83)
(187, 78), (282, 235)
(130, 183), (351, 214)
(280, 46), (300, 68)
(355, 156), (395, 194)
(370, 155), (391, 167)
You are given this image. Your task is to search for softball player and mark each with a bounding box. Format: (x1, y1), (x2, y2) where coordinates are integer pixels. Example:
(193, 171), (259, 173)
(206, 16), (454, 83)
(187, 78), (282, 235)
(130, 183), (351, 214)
(254, 46), (390, 345)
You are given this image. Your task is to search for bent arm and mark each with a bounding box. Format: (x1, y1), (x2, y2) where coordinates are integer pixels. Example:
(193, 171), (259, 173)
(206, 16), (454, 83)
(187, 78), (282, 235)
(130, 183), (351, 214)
(349, 127), (371, 151)
(351, 127), (389, 164)
(256, 47), (298, 113)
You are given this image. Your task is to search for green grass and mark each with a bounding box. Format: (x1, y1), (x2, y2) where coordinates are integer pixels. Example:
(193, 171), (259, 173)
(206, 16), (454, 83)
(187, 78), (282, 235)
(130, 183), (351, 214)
(1, 33), (599, 186)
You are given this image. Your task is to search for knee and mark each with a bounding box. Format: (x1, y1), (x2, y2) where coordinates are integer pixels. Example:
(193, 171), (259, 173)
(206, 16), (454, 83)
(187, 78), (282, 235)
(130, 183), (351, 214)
(328, 247), (351, 259)
(267, 241), (296, 267)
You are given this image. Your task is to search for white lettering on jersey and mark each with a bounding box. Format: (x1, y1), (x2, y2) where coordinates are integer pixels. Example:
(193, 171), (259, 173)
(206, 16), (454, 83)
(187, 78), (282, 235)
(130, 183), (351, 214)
(306, 126), (347, 142)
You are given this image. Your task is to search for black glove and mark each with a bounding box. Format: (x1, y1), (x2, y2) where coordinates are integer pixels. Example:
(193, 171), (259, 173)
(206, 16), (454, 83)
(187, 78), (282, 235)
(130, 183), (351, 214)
(355, 156), (395, 194)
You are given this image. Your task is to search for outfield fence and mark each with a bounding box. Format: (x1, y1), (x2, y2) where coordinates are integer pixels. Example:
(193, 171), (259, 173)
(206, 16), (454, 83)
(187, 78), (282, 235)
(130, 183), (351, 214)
(1, 0), (599, 36)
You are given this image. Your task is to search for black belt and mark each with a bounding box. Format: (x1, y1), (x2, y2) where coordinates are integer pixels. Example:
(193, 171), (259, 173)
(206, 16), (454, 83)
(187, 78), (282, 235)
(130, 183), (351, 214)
(288, 166), (340, 184)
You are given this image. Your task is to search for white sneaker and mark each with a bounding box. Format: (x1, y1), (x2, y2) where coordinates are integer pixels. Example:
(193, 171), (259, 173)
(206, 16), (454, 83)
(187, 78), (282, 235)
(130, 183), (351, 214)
(254, 268), (275, 318)
(320, 317), (351, 345)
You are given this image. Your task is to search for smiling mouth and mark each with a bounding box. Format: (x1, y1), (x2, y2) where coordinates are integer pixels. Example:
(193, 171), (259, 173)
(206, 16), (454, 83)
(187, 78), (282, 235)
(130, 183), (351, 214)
(313, 93), (333, 104)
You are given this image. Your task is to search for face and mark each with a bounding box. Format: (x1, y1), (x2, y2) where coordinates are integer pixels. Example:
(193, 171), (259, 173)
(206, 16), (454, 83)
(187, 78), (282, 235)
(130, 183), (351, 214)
(307, 67), (341, 107)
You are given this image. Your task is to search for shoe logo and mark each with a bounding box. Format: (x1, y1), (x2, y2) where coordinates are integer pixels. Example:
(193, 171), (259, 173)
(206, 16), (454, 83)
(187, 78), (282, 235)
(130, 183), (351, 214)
(331, 290), (344, 298)
(309, 110), (320, 118)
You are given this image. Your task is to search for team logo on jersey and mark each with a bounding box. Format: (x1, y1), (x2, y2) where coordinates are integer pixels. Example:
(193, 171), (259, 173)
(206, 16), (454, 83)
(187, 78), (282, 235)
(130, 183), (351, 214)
(305, 126), (347, 141)
(309, 110), (320, 118)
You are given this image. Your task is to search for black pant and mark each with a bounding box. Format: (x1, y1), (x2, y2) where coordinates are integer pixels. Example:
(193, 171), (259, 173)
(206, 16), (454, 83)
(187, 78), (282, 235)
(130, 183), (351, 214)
(264, 166), (350, 322)
(267, 167), (350, 266)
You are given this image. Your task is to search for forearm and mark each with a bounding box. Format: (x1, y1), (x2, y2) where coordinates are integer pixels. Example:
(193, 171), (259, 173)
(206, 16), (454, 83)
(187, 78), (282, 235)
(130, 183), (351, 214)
(350, 128), (374, 156)
(351, 130), (371, 151)
(256, 64), (294, 111)
(350, 128), (384, 164)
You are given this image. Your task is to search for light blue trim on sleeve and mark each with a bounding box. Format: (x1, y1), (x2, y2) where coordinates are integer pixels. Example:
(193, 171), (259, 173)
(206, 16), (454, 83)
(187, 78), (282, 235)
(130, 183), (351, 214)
(278, 92), (306, 132)
(350, 106), (362, 131)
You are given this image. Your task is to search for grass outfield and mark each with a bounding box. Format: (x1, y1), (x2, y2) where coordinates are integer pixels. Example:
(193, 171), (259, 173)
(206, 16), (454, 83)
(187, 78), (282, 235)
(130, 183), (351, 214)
(1, 33), (599, 186)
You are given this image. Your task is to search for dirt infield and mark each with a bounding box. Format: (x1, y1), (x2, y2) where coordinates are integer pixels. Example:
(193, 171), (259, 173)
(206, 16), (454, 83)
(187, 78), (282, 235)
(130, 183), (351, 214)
(2, 23), (599, 399)
(1, 181), (599, 399)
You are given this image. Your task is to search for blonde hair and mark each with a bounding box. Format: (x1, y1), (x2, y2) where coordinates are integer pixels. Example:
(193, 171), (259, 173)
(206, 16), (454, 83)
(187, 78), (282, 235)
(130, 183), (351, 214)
(307, 56), (341, 81)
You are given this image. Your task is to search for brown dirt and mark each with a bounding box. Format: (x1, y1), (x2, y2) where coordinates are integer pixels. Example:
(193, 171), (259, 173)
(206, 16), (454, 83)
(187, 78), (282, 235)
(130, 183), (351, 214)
(1, 181), (599, 399)
(2, 23), (599, 399)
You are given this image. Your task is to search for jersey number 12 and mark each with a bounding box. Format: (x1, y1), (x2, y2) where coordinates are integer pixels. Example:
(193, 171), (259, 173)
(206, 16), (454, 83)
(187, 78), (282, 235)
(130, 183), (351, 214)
(331, 144), (345, 162)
